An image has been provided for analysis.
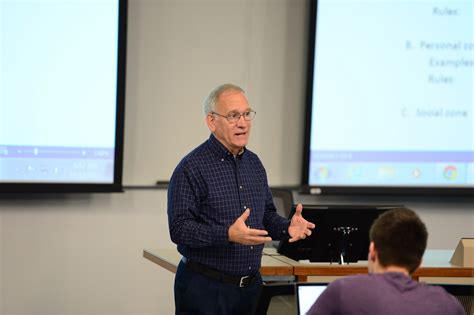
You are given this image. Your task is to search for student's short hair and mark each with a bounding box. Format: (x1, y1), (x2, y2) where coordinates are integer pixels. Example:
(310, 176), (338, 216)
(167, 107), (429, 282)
(369, 208), (428, 274)
(203, 83), (245, 115)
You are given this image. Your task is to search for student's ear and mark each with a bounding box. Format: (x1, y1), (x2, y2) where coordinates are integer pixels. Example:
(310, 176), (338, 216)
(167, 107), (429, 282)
(368, 241), (376, 262)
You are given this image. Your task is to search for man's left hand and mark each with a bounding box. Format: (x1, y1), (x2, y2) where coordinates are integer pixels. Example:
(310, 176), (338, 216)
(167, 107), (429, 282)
(288, 203), (316, 243)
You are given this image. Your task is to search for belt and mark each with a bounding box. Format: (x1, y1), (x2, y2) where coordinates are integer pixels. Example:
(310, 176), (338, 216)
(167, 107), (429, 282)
(182, 257), (257, 288)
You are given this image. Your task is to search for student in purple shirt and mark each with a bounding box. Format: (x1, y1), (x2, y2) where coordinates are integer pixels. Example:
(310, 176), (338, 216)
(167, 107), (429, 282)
(307, 208), (465, 315)
(167, 83), (315, 315)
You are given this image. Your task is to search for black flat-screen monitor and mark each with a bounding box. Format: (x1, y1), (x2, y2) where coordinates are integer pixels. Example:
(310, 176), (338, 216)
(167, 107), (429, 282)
(302, 0), (474, 195)
(278, 205), (400, 263)
(0, 0), (127, 193)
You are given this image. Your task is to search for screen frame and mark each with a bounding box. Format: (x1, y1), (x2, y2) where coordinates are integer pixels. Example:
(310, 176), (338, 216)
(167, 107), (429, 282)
(301, 0), (474, 196)
(0, 0), (128, 194)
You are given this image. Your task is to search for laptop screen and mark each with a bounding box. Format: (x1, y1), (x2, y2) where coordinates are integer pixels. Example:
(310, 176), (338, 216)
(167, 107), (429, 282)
(296, 283), (328, 315)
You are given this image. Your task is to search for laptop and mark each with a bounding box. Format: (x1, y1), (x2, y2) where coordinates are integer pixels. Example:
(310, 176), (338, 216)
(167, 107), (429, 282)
(296, 282), (329, 315)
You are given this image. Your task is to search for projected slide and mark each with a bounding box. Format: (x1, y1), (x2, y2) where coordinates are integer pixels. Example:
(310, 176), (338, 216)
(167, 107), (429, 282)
(308, 0), (473, 188)
(0, 0), (120, 183)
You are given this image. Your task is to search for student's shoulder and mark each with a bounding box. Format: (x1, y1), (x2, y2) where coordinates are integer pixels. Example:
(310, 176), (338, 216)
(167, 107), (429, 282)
(422, 283), (466, 302)
(421, 284), (467, 314)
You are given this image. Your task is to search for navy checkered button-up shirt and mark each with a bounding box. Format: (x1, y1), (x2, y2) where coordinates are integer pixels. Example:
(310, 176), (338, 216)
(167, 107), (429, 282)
(168, 134), (290, 276)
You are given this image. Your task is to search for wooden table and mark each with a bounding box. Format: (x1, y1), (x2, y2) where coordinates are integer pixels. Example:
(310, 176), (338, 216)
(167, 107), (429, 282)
(144, 248), (474, 283)
(264, 248), (474, 282)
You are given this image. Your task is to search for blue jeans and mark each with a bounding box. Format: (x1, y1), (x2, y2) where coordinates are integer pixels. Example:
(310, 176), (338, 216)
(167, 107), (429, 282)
(174, 260), (262, 315)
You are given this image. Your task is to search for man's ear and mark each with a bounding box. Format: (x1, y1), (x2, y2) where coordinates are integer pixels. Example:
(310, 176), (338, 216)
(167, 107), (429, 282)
(206, 114), (216, 132)
(368, 241), (377, 262)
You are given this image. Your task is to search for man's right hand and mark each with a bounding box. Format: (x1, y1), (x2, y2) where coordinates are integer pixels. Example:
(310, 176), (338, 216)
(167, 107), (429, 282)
(228, 209), (272, 245)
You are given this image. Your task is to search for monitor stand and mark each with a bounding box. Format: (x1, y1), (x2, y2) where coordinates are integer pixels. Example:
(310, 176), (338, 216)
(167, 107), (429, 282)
(333, 226), (358, 265)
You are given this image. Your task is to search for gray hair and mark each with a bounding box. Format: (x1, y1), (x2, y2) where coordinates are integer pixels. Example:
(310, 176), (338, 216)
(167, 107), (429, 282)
(203, 83), (246, 115)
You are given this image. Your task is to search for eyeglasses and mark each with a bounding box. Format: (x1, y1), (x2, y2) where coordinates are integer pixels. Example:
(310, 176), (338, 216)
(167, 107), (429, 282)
(211, 110), (256, 123)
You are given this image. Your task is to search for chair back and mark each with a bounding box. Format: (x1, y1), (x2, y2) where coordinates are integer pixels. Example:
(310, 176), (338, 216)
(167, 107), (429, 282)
(270, 187), (294, 219)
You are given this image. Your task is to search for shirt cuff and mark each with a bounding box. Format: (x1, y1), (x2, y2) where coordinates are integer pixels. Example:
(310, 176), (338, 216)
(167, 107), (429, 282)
(278, 220), (291, 240)
(215, 225), (230, 245)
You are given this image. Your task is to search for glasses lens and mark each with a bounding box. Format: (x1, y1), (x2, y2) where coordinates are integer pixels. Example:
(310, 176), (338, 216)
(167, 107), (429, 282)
(226, 112), (240, 122)
(245, 111), (256, 121)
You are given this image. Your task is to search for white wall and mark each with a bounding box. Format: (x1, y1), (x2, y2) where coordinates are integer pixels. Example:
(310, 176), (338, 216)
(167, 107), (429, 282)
(124, 0), (307, 186)
(1, 190), (174, 315)
(0, 0), (472, 315)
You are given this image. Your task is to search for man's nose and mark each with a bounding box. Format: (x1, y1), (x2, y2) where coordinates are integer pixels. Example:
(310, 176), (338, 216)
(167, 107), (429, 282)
(236, 114), (247, 126)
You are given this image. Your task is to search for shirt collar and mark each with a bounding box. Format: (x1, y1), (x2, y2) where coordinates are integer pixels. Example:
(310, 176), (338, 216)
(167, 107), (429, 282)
(208, 134), (246, 160)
